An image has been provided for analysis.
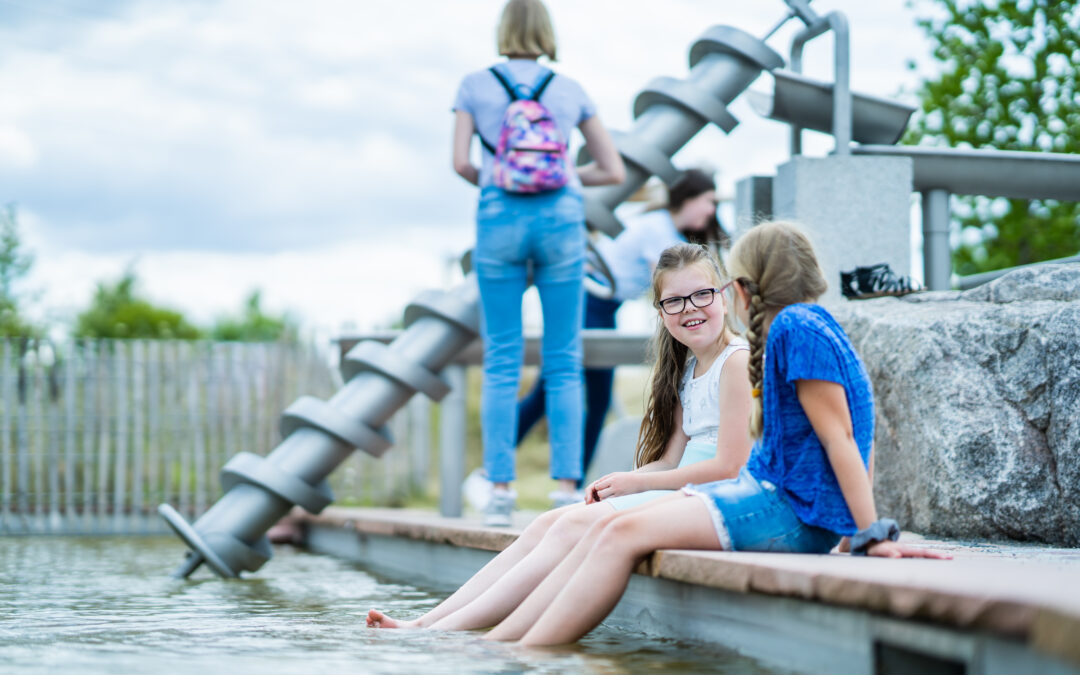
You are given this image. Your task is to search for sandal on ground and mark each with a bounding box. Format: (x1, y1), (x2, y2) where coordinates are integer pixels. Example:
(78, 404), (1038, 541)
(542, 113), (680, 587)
(841, 263), (923, 300)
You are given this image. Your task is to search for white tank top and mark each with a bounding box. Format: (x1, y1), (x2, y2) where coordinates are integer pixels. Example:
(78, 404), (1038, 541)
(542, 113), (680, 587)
(679, 338), (749, 445)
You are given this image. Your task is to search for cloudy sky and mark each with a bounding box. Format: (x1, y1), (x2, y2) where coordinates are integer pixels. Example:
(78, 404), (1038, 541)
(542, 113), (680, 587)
(0, 0), (935, 340)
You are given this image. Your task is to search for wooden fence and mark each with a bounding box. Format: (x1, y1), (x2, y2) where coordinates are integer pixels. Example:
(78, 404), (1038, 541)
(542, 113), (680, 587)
(0, 338), (431, 535)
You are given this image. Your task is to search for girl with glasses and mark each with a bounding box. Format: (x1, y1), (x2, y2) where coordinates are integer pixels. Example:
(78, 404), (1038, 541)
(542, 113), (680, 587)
(512, 168), (728, 509)
(367, 243), (752, 632)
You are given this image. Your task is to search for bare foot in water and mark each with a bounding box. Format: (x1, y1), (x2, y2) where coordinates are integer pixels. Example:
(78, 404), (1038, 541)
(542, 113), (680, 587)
(366, 609), (418, 629)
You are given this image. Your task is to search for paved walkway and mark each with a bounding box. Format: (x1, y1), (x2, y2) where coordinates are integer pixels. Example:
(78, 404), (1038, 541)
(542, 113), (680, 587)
(292, 507), (1080, 667)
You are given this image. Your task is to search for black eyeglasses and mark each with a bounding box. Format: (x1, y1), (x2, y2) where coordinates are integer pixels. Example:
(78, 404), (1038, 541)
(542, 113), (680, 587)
(657, 281), (733, 315)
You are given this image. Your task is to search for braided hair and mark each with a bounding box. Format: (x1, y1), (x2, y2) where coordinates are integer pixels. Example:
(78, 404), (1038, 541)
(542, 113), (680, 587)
(728, 222), (827, 438)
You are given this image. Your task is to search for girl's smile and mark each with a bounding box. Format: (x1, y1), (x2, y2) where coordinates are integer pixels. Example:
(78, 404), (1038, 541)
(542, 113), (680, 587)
(658, 266), (728, 360)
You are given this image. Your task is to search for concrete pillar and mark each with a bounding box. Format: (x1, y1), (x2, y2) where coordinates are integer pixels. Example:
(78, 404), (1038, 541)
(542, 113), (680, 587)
(734, 175), (774, 237)
(771, 155), (913, 304)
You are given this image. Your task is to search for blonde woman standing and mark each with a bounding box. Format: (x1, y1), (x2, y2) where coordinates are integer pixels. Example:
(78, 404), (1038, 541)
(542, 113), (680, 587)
(452, 0), (625, 525)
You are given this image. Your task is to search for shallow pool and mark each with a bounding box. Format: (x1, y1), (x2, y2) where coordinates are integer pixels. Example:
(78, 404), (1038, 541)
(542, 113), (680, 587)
(0, 537), (771, 673)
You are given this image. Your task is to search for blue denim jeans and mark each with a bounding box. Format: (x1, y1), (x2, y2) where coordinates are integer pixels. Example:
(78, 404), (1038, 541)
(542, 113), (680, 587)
(683, 469), (841, 553)
(475, 186), (586, 483)
(516, 293), (621, 487)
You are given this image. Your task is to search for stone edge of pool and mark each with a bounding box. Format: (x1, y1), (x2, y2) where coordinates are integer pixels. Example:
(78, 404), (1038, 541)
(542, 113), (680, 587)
(289, 506), (1080, 673)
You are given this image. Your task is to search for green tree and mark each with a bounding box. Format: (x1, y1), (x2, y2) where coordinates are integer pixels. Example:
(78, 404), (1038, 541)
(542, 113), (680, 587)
(905, 0), (1080, 275)
(210, 290), (297, 342)
(75, 268), (202, 339)
(0, 204), (40, 338)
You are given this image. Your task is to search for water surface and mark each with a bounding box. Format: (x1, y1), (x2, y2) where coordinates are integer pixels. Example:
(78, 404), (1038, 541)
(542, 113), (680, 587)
(0, 537), (771, 673)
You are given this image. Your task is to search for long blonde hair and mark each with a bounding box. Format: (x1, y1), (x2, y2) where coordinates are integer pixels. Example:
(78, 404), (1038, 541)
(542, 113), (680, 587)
(635, 244), (735, 468)
(727, 221), (827, 439)
(497, 0), (557, 61)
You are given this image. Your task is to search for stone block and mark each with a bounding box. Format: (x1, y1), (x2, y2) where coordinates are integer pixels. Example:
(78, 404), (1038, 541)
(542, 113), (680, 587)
(772, 155), (913, 303)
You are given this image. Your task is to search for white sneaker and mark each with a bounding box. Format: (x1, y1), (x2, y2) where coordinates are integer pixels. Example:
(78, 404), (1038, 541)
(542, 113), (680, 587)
(484, 488), (516, 527)
(549, 490), (585, 509)
(463, 468), (493, 512)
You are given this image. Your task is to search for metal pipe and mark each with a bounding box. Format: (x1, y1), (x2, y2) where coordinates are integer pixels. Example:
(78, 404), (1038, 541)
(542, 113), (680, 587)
(438, 366), (467, 518)
(922, 189), (952, 291)
(789, 11), (852, 156)
(854, 144), (1080, 201)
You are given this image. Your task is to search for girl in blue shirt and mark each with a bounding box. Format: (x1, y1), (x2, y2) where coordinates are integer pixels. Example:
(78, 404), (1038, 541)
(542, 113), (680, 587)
(481, 221), (949, 647)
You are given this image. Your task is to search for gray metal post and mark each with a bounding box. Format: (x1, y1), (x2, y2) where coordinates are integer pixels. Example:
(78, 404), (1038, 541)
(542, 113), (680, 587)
(922, 188), (952, 291)
(790, 11), (852, 156)
(438, 365), (466, 518)
(159, 21), (786, 578)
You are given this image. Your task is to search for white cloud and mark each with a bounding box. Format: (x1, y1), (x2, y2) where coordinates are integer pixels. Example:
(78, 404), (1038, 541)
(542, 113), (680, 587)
(2, 0), (937, 334)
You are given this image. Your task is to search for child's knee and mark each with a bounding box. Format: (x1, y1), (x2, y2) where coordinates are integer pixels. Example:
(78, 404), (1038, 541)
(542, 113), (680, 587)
(596, 512), (643, 546)
(521, 509), (560, 543)
(548, 508), (596, 544)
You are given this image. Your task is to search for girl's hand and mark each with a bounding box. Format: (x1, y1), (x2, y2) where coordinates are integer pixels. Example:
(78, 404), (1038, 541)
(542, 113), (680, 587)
(585, 480), (601, 504)
(591, 472), (645, 501)
(866, 540), (951, 559)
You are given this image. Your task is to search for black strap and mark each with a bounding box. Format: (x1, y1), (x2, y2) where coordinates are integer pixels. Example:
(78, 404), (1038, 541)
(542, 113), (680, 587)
(488, 66), (519, 101)
(530, 70), (556, 101)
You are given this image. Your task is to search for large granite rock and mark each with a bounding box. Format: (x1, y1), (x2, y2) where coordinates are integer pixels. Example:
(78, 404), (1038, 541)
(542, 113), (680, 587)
(831, 264), (1080, 546)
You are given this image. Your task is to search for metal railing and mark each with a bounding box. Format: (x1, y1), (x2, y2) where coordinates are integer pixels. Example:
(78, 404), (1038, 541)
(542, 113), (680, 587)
(336, 330), (652, 517)
(852, 145), (1080, 290)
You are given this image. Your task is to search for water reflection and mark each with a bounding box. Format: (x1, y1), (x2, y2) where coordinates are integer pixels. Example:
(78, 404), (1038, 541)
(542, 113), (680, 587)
(0, 537), (769, 674)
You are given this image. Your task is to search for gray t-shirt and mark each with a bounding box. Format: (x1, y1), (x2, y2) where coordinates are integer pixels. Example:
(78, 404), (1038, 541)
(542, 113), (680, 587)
(452, 59), (596, 189)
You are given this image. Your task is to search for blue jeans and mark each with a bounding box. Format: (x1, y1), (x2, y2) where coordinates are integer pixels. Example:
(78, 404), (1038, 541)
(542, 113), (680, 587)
(684, 469), (841, 553)
(517, 293), (621, 487)
(475, 186), (586, 483)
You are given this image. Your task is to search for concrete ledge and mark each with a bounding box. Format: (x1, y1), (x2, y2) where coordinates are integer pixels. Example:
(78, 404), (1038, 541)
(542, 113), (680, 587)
(296, 507), (1080, 673)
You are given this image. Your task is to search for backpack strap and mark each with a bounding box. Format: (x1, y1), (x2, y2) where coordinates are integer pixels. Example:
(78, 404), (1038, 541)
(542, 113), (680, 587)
(488, 66), (519, 101)
(530, 70), (556, 101)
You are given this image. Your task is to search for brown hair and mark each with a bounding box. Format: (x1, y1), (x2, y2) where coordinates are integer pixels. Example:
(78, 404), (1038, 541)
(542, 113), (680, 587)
(645, 169), (731, 249)
(497, 0), (557, 61)
(635, 244), (735, 468)
(727, 221), (827, 439)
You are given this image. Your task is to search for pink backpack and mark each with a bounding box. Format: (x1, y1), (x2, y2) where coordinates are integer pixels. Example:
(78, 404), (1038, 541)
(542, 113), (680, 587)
(479, 67), (569, 194)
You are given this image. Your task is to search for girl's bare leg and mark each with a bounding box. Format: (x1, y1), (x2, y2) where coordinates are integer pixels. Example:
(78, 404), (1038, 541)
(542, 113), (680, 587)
(482, 495), (693, 641)
(426, 501), (613, 631)
(519, 495), (720, 646)
(367, 505), (571, 628)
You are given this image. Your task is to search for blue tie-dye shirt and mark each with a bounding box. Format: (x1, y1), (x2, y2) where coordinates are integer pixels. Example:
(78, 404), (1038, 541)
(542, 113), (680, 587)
(745, 303), (874, 535)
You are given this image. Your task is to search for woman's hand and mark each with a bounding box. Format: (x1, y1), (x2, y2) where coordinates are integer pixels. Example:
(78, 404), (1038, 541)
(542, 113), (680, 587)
(590, 472), (647, 501)
(865, 540), (951, 559)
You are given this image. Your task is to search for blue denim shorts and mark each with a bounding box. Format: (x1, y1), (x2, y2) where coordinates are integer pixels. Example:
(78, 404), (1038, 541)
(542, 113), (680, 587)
(682, 469), (841, 553)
